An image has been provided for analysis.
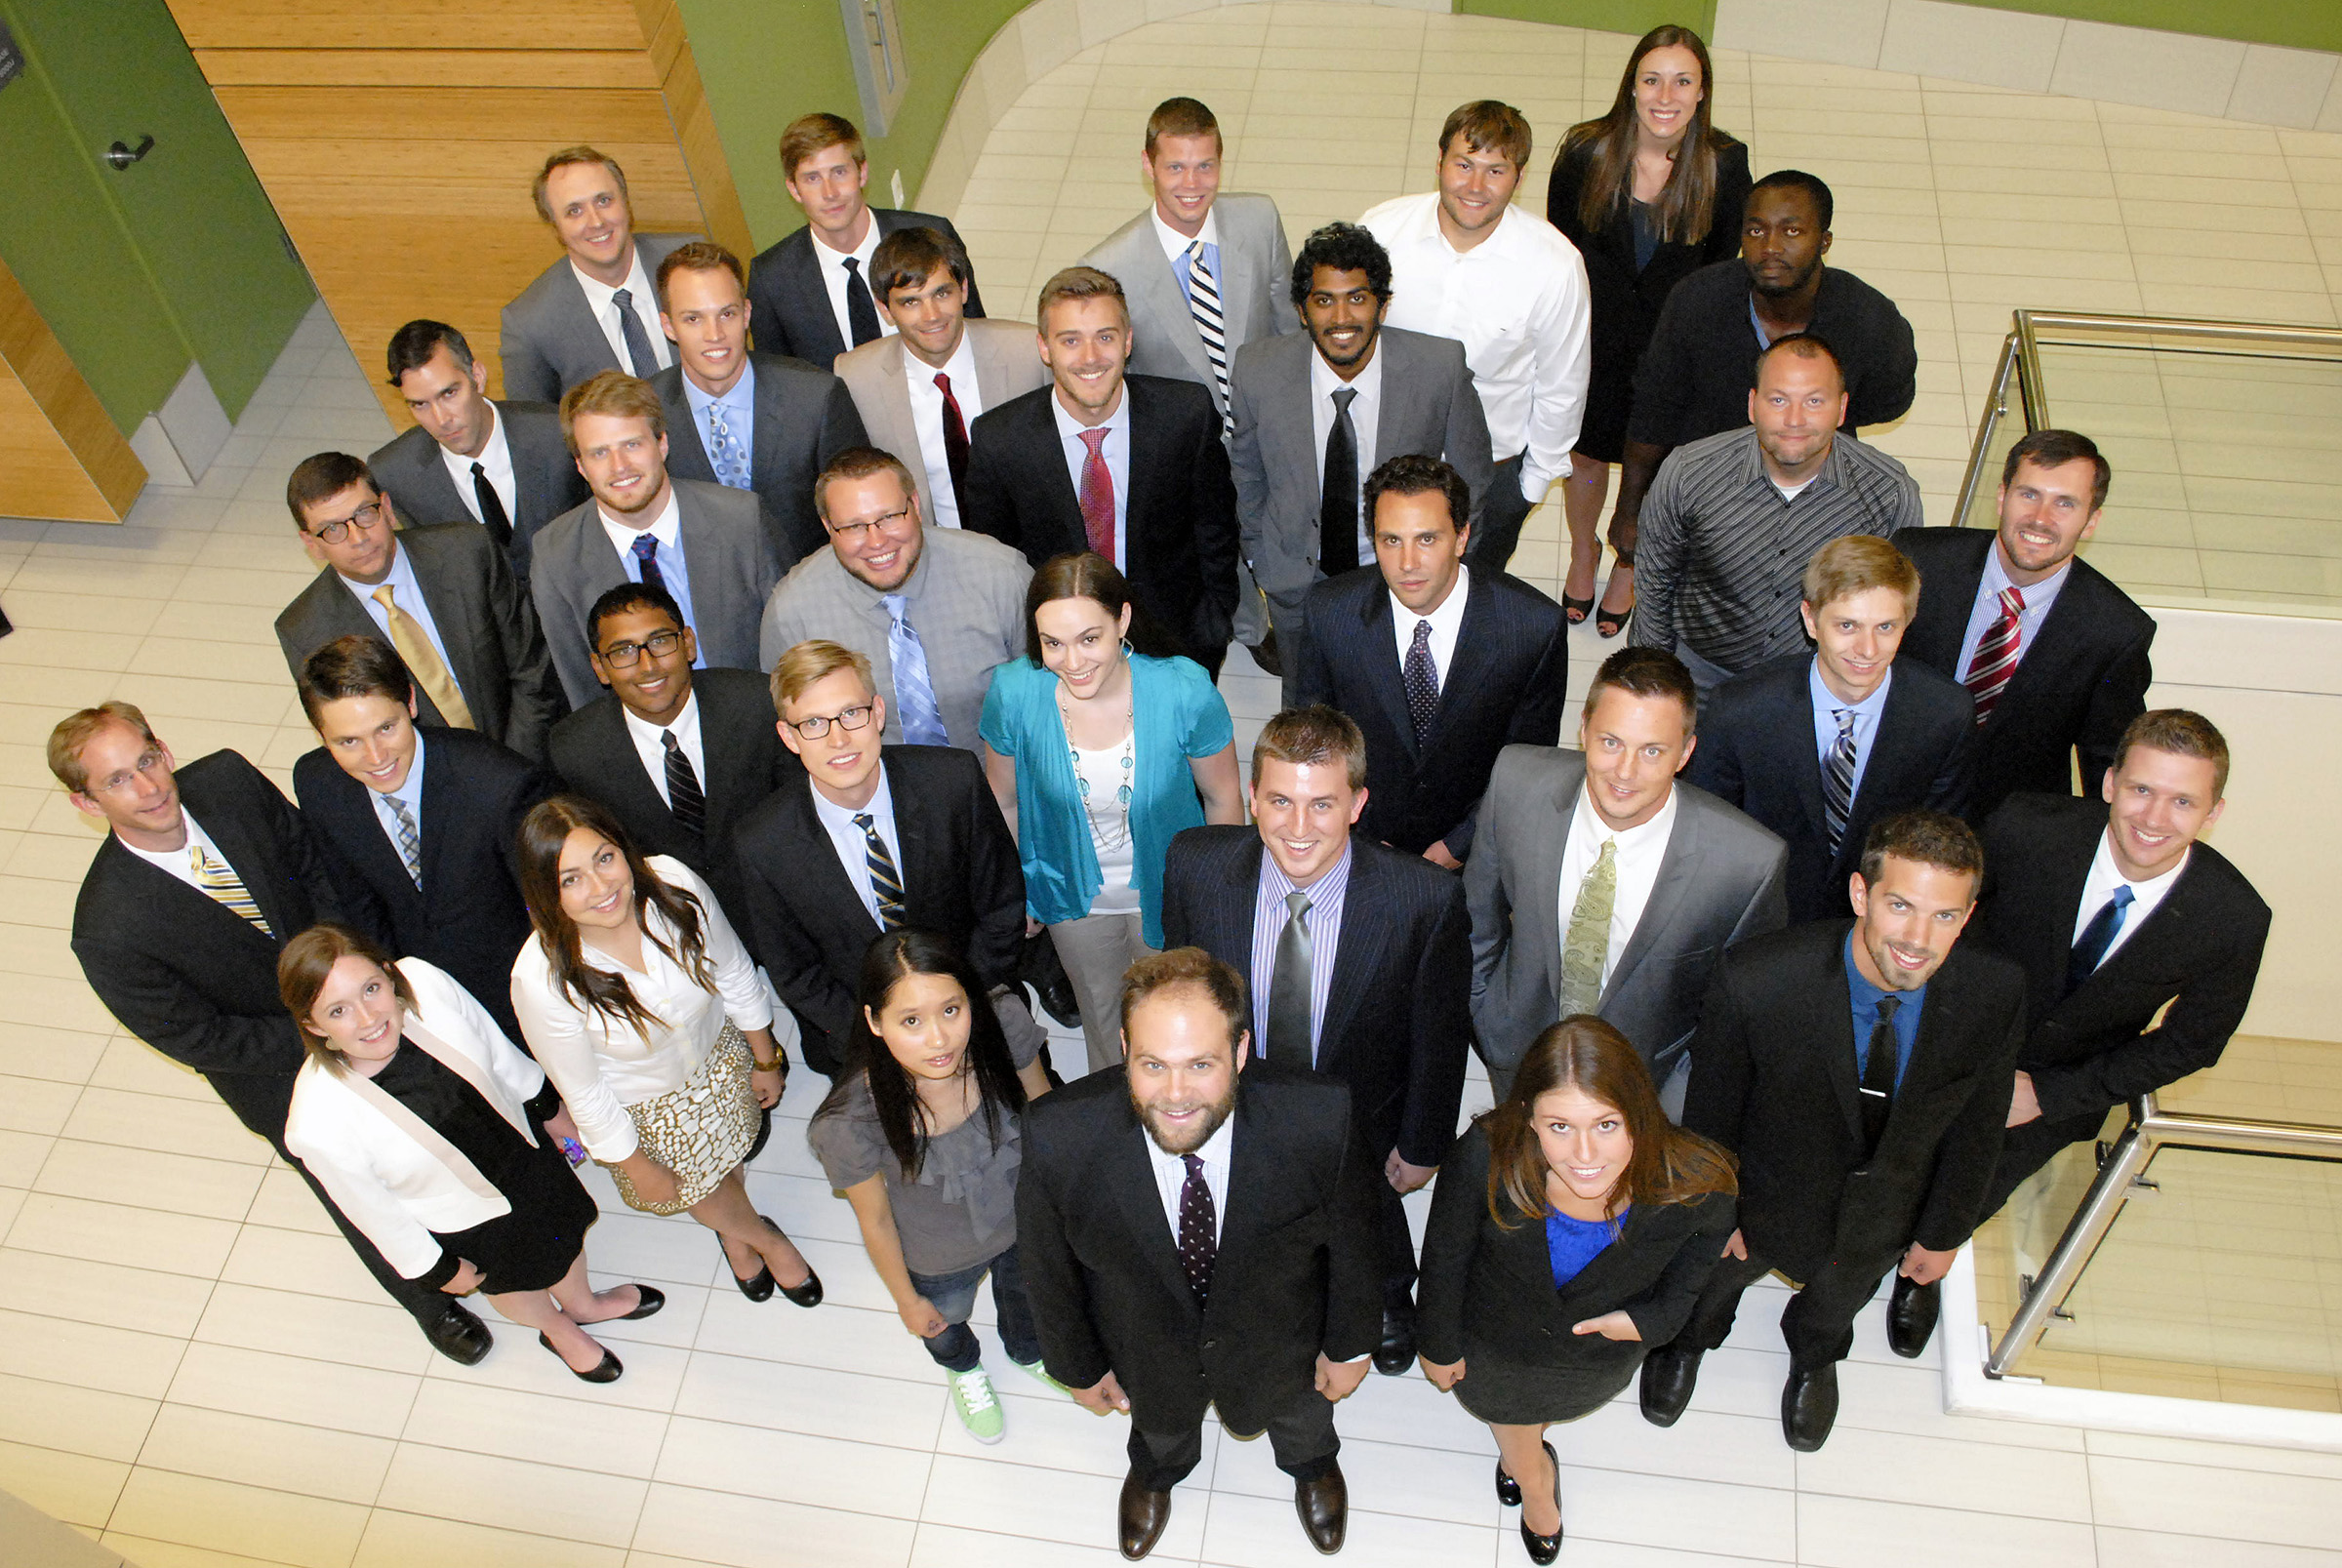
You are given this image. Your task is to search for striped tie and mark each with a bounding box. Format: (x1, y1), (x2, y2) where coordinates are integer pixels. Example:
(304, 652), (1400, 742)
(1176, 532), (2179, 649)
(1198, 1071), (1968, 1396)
(190, 845), (272, 936)
(855, 812), (907, 928)
(385, 795), (423, 888)
(1185, 240), (1232, 434)
(1964, 586), (2025, 723)
(1822, 708), (1859, 856)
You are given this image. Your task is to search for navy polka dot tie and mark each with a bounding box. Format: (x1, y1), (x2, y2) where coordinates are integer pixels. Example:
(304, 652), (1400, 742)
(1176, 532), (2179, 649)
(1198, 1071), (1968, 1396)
(1177, 1153), (1217, 1305)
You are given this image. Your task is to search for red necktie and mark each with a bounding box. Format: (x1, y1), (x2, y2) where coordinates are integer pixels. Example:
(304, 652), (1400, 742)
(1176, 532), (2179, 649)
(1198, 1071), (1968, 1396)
(1964, 586), (2025, 723)
(934, 372), (970, 518)
(1077, 427), (1115, 563)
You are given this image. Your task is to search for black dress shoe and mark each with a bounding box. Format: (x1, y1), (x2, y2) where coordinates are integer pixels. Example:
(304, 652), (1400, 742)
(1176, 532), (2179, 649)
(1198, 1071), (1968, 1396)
(1022, 935), (1081, 1026)
(1637, 1344), (1702, 1427)
(1518, 1440), (1562, 1565)
(1294, 1463), (1347, 1555)
(538, 1330), (623, 1383)
(1782, 1363), (1839, 1452)
(1117, 1468), (1172, 1560)
(1371, 1303), (1416, 1376)
(1886, 1274), (1940, 1359)
(618, 1284), (666, 1321)
(1250, 625), (1284, 678)
(420, 1302), (493, 1366)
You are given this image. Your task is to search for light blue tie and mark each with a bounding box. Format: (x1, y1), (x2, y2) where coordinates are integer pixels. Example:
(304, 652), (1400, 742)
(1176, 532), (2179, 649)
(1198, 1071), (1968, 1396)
(881, 593), (949, 745)
(706, 401), (750, 490)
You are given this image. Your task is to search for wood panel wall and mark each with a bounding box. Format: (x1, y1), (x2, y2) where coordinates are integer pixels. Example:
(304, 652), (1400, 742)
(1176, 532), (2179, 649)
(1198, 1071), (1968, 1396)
(0, 253), (146, 523)
(169, 0), (752, 423)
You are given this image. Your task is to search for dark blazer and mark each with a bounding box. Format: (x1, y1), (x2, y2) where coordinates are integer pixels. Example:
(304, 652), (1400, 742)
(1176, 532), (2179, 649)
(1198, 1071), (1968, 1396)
(545, 668), (789, 930)
(274, 521), (566, 763)
(70, 752), (343, 1146)
(1690, 654), (1973, 921)
(651, 353), (869, 570)
(1975, 794), (2268, 1125)
(1017, 1060), (1383, 1436)
(292, 728), (557, 1044)
(499, 234), (699, 404)
(1681, 919), (2027, 1281)
(1896, 528), (2156, 822)
(960, 377), (1240, 667)
(1291, 564), (1567, 860)
(1416, 1121), (1737, 1366)
(1160, 827), (1472, 1168)
(747, 209), (988, 366)
(732, 745), (1025, 1075)
(366, 401), (588, 588)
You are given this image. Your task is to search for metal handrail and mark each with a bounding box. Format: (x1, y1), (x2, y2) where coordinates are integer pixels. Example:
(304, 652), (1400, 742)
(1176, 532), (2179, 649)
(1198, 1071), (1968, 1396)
(1983, 1091), (2342, 1379)
(2008, 309), (2342, 431)
(1951, 331), (2023, 532)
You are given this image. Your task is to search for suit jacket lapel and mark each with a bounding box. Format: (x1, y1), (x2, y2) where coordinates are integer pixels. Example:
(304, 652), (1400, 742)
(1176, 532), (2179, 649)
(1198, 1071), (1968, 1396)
(1214, 1080), (1279, 1275)
(699, 681), (768, 830)
(1124, 381), (1163, 544)
(555, 265), (617, 378)
(1353, 585), (1417, 759)
(1820, 938), (1864, 1146)
(405, 540), (488, 720)
(875, 339), (922, 454)
(1314, 850), (1389, 1071)
(782, 780), (873, 941)
(1106, 1104), (1201, 1310)
(789, 237), (846, 365)
(587, 699), (678, 840)
(1791, 676), (1832, 846)
(750, 363), (788, 492)
(1428, 575), (1496, 744)
(1029, 398), (1087, 553)
(1602, 789), (1695, 1008)
(194, 795), (299, 941)
(1138, 252), (1211, 384)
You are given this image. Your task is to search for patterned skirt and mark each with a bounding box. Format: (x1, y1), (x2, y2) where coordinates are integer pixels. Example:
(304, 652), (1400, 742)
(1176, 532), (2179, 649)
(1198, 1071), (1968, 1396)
(609, 1022), (758, 1216)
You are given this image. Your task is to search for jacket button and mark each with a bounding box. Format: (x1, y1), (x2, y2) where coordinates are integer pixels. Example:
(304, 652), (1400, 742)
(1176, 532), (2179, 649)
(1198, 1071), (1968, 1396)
(1202, 1339), (1217, 1350)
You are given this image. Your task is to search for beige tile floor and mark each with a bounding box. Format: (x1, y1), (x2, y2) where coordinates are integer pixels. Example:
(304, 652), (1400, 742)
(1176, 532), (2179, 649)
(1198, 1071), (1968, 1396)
(4, 5), (2342, 1566)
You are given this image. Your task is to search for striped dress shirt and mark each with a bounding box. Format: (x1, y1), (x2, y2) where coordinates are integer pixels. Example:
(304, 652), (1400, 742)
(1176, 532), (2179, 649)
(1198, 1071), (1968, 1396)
(1247, 842), (1353, 1065)
(1629, 426), (1923, 675)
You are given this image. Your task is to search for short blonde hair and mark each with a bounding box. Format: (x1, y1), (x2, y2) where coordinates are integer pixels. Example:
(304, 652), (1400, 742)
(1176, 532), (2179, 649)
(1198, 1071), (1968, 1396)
(533, 145), (629, 223)
(48, 702), (159, 794)
(560, 371), (666, 455)
(771, 639), (874, 712)
(1802, 535), (1918, 619)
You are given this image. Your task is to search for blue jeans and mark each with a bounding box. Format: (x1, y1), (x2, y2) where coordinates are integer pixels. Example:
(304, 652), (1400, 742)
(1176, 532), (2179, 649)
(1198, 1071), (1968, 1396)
(908, 1243), (1043, 1374)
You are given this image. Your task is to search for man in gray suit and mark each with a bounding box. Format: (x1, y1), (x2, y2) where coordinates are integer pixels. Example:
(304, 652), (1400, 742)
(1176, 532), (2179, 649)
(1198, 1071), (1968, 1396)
(275, 452), (565, 761)
(1231, 221), (1494, 699)
(760, 447), (1030, 749)
(1467, 645), (1790, 1102)
(530, 372), (784, 706)
(834, 225), (1048, 532)
(370, 320), (588, 588)
(501, 146), (697, 404)
(650, 241), (868, 570)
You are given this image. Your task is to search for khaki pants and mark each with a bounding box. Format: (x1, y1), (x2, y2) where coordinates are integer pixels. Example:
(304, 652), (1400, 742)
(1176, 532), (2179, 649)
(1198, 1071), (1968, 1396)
(1047, 911), (1157, 1073)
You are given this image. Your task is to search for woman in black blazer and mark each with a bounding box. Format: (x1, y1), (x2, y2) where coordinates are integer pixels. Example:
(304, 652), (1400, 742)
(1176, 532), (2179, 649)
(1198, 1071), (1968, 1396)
(1418, 1017), (1736, 1562)
(1546, 25), (1752, 636)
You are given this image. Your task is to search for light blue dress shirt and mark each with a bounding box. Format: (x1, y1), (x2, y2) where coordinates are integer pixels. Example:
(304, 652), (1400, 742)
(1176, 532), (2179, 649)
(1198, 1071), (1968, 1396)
(342, 542), (455, 674)
(1173, 238), (1222, 308)
(683, 361), (757, 490)
(1844, 930), (1926, 1089)
(1808, 660), (1893, 806)
(368, 730), (427, 873)
(808, 764), (902, 926)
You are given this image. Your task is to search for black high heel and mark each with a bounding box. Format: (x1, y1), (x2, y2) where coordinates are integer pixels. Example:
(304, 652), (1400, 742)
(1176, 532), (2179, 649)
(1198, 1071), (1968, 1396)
(1518, 1439), (1561, 1564)
(538, 1331), (623, 1383)
(1561, 591), (1595, 624)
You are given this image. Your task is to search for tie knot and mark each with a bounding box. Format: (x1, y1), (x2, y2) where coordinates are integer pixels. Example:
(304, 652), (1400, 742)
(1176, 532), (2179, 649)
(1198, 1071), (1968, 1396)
(880, 592), (909, 623)
(1079, 427), (1109, 456)
(1835, 708), (1857, 736)
(2109, 884), (2134, 909)
(2001, 586), (2025, 615)
(1876, 995), (1900, 1022)
(1286, 890), (1311, 920)
(613, 288), (632, 307)
(471, 461), (487, 478)
(372, 584), (397, 608)
(1182, 1152), (1205, 1178)
(1409, 619), (1433, 647)
(1593, 838), (1616, 865)
(662, 731), (680, 753)
(842, 258), (862, 276)
(933, 372), (951, 396)
(633, 535), (658, 560)
(1331, 386), (1356, 412)
(854, 812), (875, 831)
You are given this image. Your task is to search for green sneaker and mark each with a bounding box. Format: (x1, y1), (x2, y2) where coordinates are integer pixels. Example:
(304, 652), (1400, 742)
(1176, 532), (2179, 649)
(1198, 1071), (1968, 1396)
(1013, 1357), (1077, 1398)
(948, 1366), (1005, 1443)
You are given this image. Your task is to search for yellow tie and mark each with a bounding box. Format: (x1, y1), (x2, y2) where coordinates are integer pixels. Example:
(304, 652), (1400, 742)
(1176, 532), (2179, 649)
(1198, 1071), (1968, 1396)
(190, 845), (273, 936)
(372, 584), (475, 730)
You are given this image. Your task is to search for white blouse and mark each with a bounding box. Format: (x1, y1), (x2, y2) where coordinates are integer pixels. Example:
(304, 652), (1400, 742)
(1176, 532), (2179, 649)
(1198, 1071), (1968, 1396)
(511, 856), (773, 1161)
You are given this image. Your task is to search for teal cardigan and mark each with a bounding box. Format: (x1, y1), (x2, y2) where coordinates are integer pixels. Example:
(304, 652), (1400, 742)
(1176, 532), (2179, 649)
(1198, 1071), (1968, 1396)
(979, 653), (1233, 946)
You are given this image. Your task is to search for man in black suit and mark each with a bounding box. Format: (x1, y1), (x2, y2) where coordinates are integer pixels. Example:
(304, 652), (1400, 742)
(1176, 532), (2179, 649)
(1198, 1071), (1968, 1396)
(274, 452), (565, 762)
(1646, 810), (2026, 1450)
(545, 581), (790, 933)
(371, 319), (590, 588)
(960, 265), (1240, 677)
(292, 635), (556, 1043)
(501, 146), (695, 402)
(1898, 429), (2155, 823)
(1691, 536), (1971, 920)
(733, 638), (1033, 1076)
(57, 703), (494, 1365)
(1291, 453), (1566, 866)
(1018, 948), (1380, 1559)
(652, 241), (868, 569)
(1161, 704), (1471, 1378)
(747, 111), (987, 365)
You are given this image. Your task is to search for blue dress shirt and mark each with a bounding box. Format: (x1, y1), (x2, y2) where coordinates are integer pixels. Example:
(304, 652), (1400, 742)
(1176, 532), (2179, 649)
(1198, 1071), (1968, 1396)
(683, 361), (757, 490)
(1844, 930), (1926, 1089)
(1809, 661), (1893, 806)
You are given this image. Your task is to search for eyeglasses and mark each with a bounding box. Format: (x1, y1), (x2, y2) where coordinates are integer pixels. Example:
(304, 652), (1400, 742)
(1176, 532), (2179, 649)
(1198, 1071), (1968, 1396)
(598, 628), (684, 667)
(305, 502), (386, 544)
(827, 505), (915, 544)
(88, 747), (168, 796)
(785, 704), (875, 739)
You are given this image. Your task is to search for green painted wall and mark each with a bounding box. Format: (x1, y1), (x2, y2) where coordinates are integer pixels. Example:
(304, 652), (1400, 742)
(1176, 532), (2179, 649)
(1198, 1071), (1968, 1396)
(0, 0), (311, 431)
(1459, 0), (2340, 55)
(679, 0), (1026, 250)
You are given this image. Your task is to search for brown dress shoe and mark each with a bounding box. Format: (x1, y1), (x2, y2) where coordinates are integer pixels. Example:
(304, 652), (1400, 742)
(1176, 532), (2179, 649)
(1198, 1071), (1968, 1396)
(1294, 1462), (1348, 1554)
(1117, 1468), (1172, 1560)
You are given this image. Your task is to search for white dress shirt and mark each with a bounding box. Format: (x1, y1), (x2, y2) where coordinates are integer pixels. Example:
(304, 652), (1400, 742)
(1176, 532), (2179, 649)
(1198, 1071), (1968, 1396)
(1052, 389), (1132, 564)
(2072, 828), (2189, 968)
(619, 687), (706, 810)
(809, 764), (904, 924)
(511, 856), (774, 1161)
(1312, 344), (1385, 564)
(1557, 783), (1679, 992)
(340, 539), (457, 677)
(1144, 1113), (1231, 1247)
(119, 811), (236, 893)
(1955, 543), (2072, 686)
(570, 253), (673, 374)
(436, 401), (517, 530)
(1389, 562), (1472, 692)
(903, 331), (982, 529)
(812, 218), (897, 349)
(1360, 192), (1592, 495)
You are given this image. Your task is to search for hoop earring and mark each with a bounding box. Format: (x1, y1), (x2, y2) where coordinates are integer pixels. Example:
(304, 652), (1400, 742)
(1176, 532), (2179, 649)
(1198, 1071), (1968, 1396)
(1120, 638), (1135, 658)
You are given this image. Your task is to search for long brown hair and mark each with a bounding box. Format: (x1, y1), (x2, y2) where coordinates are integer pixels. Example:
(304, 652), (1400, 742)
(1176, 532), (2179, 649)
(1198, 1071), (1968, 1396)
(277, 922), (416, 1075)
(515, 794), (713, 1033)
(1482, 1016), (1736, 1227)
(1559, 25), (1733, 247)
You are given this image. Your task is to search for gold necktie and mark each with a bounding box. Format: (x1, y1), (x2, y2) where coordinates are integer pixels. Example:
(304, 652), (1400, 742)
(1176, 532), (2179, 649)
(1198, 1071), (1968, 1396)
(190, 845), (273, 936)
(372, 584), (475, 730)
(1557, 839), (1617, 1020)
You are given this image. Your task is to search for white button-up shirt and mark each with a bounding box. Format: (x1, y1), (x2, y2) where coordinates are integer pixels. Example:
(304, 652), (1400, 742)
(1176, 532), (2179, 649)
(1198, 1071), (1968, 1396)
(1144, 1113), (1232, 1247)
(1557, 783), (1679, 993)
(619, 687), (706, 810)
(903, 331), (982, 529)
(812, 218), (897, 349)
(120, 812), (237, 895)
(809, 764), (904, 925)
(435, 401), (517, 530)
(1312, 344), (1385, 565)
(570, 252), (673, 374)
(2073, 828), (2189, 968)
(1390, 562), (1472, 694)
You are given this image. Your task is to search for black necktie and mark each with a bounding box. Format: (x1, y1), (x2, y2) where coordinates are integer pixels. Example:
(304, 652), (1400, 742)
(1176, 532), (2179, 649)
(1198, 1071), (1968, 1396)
(1859, 995), (1900, 1154)
(1402, 619), (1439, 746)
(1266, 891), (1313, 1063)
(661, 732), (706, 838)
(2067, 885), (2135, 996)
(470, 461), (512, 550)
(1319, 386), (1359, 574)
(632, 535), (665, 597)
(842, 258), (882, 347)
(1177, 1151), (1217, 1305)
(611, 287), (661, 379)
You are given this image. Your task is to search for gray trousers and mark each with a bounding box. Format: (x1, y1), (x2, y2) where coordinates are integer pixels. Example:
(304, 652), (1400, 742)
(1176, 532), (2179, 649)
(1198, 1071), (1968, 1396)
(1047, 910), (1158, 1072)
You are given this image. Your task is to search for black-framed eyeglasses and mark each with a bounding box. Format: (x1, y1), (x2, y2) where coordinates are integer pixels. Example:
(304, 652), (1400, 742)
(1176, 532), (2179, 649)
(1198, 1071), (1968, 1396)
(827, 505), (914, 544)
(305, 502), (386, 543)
(785, 704), (875, 739)
(598, 628), (684, 667)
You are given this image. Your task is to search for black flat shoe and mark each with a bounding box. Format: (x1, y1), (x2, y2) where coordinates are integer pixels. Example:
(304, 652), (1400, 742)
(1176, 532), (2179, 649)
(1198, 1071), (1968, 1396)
(723, 1231), (776, 1302)
(617, 1284), (666, 1321)
(1638, 1344), (1701, 1427)
(778, 1266), (824, 1307)
(1516, 1440), (1561, 1564)
(538, 1331), (623, 1383)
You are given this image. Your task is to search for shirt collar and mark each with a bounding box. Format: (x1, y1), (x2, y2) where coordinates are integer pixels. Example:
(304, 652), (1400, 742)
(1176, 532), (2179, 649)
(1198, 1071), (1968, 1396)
(2087, 822), (2191, 900)
(906, 330), (978, 388)
(681, 358), (756, 418)
(1843, 928), (1926, 1015)
(569, 247), (653, 314)
(1309, 339), (1385, 405)
(1569, 776), (1678, 854)
(1258, 838), (1354, 906)
(1051, 384), (1131, 446)
(598, 477), (681, 544)
(339, 533), (419, 601)
(809, 759), (894, 830)
(1151, 204), (1221, 267)
(376, 730), (427, 811)
(1732, 425), (1844, 497)
(1981, 535), (2072, 615)
(1389, 561), (1471, 637)
(619, 685), (701, 747)
(1149, 1101), (1235, 1175)
(1808, 658), (1893, 720)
